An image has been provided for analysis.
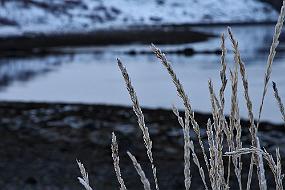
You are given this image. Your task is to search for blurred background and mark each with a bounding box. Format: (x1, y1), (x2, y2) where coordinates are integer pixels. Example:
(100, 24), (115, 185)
(0, 0), (285, 189)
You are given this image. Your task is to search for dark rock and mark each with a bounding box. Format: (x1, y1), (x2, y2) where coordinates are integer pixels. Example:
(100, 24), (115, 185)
(110, 7), (121, 15)
(0, 17), (18, 26)
(156, 0), (165, 5)
(25, 177), (37, 185)
(260, 0), (283, 11)
(150, 16), (162, 22)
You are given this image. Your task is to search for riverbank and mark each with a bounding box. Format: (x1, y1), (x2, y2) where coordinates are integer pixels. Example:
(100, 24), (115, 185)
(0, 101), (283, 189)
(0, 26), (214, 49)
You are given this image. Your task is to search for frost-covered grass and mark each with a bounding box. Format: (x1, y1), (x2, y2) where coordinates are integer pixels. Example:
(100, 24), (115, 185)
(77, 1), (285, 189)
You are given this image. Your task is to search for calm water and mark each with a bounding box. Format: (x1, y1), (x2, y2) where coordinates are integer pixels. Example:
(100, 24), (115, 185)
(0, 25), (284, 123)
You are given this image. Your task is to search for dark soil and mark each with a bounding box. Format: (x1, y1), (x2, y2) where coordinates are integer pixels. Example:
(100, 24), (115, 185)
(0, 101), (284, 190)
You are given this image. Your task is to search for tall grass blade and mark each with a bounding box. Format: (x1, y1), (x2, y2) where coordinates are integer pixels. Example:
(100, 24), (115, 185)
(77, 160), (93, 190)
(111, 132), (127, 190)
(127, 151), (151, 190)
(258, 0), (285, 125)
(228, 27), (267, 190)
(272, 81), (285, 124)
(118, 59), (159, 190)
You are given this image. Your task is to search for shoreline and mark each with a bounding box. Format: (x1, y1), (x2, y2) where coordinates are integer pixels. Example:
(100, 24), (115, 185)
(0, 22), (277, 53)
(0, 26), (214, 51)
(0, 101), (284, 189)
(0, 101), (283, 130)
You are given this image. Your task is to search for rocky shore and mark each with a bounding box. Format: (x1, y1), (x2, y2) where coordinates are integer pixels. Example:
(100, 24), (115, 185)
(0, 101), (284, 189)
(0, 26), (213, 51)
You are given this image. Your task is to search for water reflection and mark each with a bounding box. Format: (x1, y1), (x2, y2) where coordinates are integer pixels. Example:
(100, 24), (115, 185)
(0, 25), (284, 123)
(0, 55), (75, 90)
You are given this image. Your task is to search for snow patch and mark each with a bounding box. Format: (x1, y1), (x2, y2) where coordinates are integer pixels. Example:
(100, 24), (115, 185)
(0, 0), (278, 36)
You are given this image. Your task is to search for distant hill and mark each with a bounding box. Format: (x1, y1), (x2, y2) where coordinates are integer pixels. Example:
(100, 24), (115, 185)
(0, 0), (279, 36)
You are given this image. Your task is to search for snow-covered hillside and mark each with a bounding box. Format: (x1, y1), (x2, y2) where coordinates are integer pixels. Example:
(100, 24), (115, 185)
(0, 0), (279, 36)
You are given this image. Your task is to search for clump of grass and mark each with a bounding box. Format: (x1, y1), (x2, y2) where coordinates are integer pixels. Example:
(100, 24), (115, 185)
(77, 0), (285, 189)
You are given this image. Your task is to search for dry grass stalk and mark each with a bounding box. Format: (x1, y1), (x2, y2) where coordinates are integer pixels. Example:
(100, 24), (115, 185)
(272, 81), (285, 124)
(173, 105), (211, 189)
(172, 105), (192, 189)
(228, 27), (267, 190)
(127, 151), (151, 190)
(189, 140), (209, 190)
(208, 80), (227, 189)
(117, 59), (159, 190)
(208, 80), (220, 131)
(246, 155), (254, 190)
(219, 33), (228, 112)
(111, 132), (128, 190)
(75, 2), (285, 189)
(227, 27), (255, 133)
(258, 0), (285, 125)
(152, 44), (210, 189)
(222, 42), (243, 189)
(263, 148), (284, 190)
(151, 44), (200, 137)
(206, 118), (220, 189)
(77, 160), (93, 190)
(151, 44), (193, 116)
(275, 148), (283, 190)
(217, 34), (243, 189)
(151, 44), (209, 150)
(229, 69), (243, 190)
(226, 147), (284, 190)
(174, 105), (210, 174)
